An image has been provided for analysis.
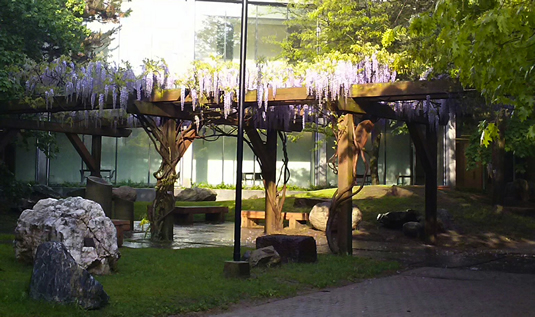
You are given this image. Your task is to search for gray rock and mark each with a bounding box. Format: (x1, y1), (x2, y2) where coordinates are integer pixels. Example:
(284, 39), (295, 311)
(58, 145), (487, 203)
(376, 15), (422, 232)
(29, 242), (109, 310)
(15, 184), (63, 212)
(175, 188), (217, 201)
(437, 208), (456, 232)
(112, 186), (137, 202)
(309, 202), (362, 232)
(249, 246), (281, 268)
(256, 235), (317, 263)
(30, 184), (63, 200)
(402, 222), (423, 238)
(377, 209), (420, 229)
(505, 179), (535, 202)
(241, 250), (252, 262)
(14, 197), (120, 275)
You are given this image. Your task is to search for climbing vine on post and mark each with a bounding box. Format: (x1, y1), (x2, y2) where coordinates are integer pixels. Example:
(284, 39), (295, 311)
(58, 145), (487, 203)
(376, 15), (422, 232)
(326, 117), (374, 254)
(134, 115), (199, 241)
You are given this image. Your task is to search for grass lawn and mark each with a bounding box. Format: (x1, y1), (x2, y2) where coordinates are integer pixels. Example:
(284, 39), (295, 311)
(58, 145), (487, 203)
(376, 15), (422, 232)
(0, 235), (399, 317)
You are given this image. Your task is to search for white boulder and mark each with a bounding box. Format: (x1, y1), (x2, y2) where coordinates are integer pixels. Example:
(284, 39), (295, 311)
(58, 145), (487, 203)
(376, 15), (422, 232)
(14, 197), (120, 275)
(309, 202), (362, 231)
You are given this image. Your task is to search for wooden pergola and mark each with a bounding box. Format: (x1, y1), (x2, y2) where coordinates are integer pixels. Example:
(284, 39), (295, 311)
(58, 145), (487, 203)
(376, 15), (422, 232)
(1, 79), (465, 250)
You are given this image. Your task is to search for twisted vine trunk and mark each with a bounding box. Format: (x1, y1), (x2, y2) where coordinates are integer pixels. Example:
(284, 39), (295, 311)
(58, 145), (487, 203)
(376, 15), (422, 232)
(151, 161), (178, 241)
(326, 118), (374, 254)
(135, 115), (198, 241)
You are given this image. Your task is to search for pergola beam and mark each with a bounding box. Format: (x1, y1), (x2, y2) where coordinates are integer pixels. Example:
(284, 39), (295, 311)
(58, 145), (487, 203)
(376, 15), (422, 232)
(65, 133), (101, 177)
(0, 119), (131, 137)
(1, 80), (465, 116)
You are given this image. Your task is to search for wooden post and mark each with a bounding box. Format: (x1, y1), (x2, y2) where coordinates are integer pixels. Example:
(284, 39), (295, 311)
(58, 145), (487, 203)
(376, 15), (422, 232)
(407, 123), (437, 244)
(264, 129), (279, 234)
(91, 135), (102, 177)
(337, 114), (355, 255)
(425, 124), (437, 244)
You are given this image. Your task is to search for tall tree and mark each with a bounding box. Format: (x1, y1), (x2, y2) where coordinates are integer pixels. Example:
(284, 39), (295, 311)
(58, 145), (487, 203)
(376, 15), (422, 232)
(409, 0), (535, 204)
(409, 0), (535, 125)
(0, 0), (129, 99)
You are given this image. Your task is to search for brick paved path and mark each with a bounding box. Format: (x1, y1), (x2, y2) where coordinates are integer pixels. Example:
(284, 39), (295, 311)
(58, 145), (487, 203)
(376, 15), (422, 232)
(212, 267), (535, 317)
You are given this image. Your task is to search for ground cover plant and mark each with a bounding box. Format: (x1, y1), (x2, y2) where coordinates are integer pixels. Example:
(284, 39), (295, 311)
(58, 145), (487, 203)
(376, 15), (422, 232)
(0, 235), (398, 317)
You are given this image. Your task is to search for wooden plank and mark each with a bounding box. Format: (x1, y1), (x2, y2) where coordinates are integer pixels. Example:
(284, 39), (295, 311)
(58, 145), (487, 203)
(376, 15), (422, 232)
(240, 210), (308, 229)
(65, 133), (100, 177)
(0, 95), (135, 114)
(149, 81), (462, 103)
(338, 98), (399, 120)
(349, 79), (464, 100)
(0, 119), (132, 137)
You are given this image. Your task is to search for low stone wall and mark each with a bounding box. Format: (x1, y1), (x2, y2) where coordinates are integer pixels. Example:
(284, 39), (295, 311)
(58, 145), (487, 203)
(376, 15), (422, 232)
(53, 187), (304, 202)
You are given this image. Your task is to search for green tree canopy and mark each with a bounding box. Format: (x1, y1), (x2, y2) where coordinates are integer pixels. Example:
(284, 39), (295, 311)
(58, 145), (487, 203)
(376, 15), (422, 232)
(281, 0), (434, 73)
(409, 0), (535, 132)
(0, 0), (129, 99)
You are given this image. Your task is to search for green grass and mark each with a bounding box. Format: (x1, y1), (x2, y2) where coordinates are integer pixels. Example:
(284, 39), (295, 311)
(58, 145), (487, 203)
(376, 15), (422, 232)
(0, 238), (399, 317)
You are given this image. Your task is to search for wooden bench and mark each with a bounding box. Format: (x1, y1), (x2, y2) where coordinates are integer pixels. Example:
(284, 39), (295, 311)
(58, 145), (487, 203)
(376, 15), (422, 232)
(173, 206), (229, 225)
(241, 211), (309, 229)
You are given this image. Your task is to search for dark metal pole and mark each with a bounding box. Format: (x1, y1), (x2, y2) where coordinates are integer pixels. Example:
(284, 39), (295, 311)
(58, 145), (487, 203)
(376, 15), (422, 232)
(234, 0), (249, 262)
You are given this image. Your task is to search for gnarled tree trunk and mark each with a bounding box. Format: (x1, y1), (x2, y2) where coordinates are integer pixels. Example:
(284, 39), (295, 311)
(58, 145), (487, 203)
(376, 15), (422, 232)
(135, 116), (198, 241)
(326, 118), (374, 254)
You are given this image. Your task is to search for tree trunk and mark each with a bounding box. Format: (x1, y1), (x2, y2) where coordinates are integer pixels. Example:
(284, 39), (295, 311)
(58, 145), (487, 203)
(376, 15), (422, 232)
(370, 132), (381, 185)
(264, 129), (283, 233)
(135, 117), (197, 242)
(492, 110), (506, 206)
(151, 164), (176, 241)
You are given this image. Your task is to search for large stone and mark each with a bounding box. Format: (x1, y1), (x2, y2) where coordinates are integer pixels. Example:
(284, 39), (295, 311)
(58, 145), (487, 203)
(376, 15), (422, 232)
(29, 242), (109, 310)
(256, 235), (317, 263)
(249, 246), (282, 268)
(175, 187), (217, 201)
(309, 202), (362, 232)
(14, 197), (120, 275)
(112, 186), (137, 202)
(437, 208), (457, 232)
(505, 179), (535, 202)
(402, 222), (423, 238)
(30, 184), (63, 200)
(377, 209), (420, 229)
(16, 184), (63, 212)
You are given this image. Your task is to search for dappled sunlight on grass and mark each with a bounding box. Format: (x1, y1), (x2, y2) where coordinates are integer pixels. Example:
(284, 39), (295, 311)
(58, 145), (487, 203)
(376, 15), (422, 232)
(0, 242), (398, 316)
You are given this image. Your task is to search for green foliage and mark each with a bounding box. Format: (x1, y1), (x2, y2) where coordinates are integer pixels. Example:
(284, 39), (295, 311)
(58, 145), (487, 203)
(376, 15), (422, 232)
(0, 0), (90, 98)
(0, 163), (31, 206)
(409, 0), (535, 128)
(466, 116), (535, 173)
(281, 0), (434, 78)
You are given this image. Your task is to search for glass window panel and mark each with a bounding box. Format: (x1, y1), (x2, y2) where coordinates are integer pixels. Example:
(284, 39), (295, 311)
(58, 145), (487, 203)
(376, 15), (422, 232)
(15, 138), (37, 183)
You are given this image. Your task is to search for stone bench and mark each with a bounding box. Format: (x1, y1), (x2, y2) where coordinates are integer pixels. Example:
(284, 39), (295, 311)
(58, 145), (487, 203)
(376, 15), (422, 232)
(241, 211), (309, 229)
(172, 206), (229, 225)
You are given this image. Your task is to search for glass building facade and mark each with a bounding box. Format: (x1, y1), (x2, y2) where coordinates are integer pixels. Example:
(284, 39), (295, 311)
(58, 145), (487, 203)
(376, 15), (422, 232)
(14, 0), (451, 189)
